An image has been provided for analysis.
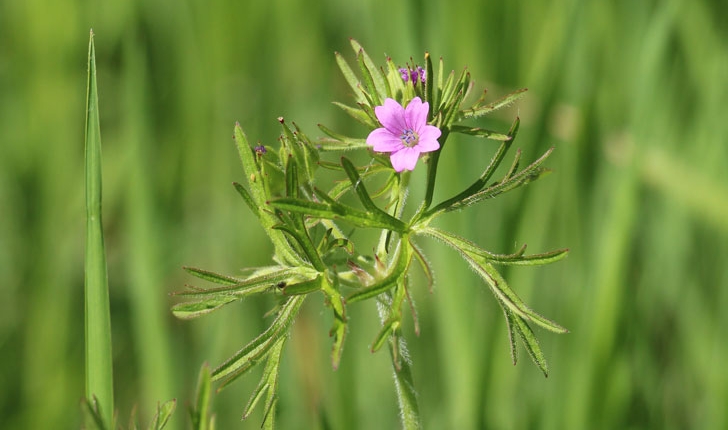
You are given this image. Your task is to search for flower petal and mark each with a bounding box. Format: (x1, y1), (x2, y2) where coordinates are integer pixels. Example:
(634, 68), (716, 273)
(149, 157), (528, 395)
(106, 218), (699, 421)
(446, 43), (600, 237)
(405, 97), (428, 130)
(415, 125), (441, 152)
(389, 147), (421, 172)
(375, 98), (407, 135)
(367, 128), (404, 153)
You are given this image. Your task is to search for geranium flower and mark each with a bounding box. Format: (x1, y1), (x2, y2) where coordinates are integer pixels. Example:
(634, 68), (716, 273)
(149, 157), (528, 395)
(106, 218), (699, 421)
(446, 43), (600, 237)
(366, 97), (441, 172)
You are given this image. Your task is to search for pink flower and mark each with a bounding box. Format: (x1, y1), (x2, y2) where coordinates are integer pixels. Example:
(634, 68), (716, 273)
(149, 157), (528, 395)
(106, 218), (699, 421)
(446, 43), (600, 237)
(366, 97), (441, 172)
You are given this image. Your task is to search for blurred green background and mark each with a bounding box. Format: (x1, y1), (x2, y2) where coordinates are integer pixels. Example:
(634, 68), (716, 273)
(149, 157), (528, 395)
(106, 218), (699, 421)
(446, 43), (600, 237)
(2, 0), (727, 428)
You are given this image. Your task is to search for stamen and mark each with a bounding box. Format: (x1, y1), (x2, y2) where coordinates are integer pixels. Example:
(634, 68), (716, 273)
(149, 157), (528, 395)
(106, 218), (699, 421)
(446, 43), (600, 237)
(400, 129), (418, 147)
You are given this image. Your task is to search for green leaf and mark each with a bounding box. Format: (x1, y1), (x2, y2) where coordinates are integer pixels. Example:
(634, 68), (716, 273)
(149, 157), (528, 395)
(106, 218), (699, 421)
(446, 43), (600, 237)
(232, 182), (259, 219)
(81, 397), (108, 430)
(505, 308), (549, 377)
(242, 338), (285, 429)
(449, 147), (553, 211)
(385, 57), (406, 100)
(212, 295), (304, 387)
(503, 307), (519, 365)
(233, 123), (306, 267)
(242, 378), (269, 421)
(271, 224), (326, 271)
(443, 89), (466, 126)
(450, 125), (512, 141)
(371, 319), (397, 353)
(189, 364), (212, 430)
(282, 275), (322, 296)
(175, 267), (317, 298)
(84, 29), (114, 428)
(148, 399), (176, 430)
(351, 39), (386, 102)
(328, 162), (391, 200)
(171, 296), (238, 320)
(332, 101), (377, 128)
(411, 240), (433, 293)
(234, 123), (265, 205)
(504, 148), (522, 179)
(357, 49), (382, 106)
(346, 274), (399, 304)
(340, 156), (383, 213)
(183, 266), (243, 286)
(285, 155), (299, 199)
(317, 123), (368, 151)
(420, 227), (567, 334)
(422, 117), (520, 220)
(424, 52), (434, 111)
(460, 87), (528, 119)
(438, 69), (456, 112)
(335, 51), (365, 104)
(435, 56), (445, 111)
(439, 68), (469, 124)
(496, 248), (569, 266)
(279, 119), (319, 188)
(347, 241), (412, 304)
(270, 195), (407, 232)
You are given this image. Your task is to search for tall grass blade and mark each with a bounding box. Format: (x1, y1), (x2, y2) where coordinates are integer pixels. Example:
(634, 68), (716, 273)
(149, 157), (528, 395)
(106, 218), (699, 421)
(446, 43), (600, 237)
(84, 29), (114, 427)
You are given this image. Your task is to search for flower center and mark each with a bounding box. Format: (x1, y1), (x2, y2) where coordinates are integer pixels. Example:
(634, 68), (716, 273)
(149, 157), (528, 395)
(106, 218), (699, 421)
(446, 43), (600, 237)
(400, 129), (418, 147)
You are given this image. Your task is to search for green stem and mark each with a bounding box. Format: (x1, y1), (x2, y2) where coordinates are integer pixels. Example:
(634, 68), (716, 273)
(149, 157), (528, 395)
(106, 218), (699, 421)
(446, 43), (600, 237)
(389, 338), (421, 430)
(420, 127), (450, 215)
(84, 29), (114, 426)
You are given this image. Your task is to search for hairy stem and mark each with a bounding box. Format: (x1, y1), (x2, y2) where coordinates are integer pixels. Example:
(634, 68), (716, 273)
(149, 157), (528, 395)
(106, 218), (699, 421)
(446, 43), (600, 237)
(390, 338), (421, 430)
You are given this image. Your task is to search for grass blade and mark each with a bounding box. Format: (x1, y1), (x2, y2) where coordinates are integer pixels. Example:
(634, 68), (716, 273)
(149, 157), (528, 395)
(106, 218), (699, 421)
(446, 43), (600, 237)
(84, 29), (114, 427)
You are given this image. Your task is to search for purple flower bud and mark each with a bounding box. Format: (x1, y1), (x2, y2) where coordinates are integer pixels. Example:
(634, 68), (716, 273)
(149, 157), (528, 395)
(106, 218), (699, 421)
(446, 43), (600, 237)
(398, 67), (410, 82)
(398, 65), (426, 86)
(417, 66), (426, 84)
(254, 145), (267, 155)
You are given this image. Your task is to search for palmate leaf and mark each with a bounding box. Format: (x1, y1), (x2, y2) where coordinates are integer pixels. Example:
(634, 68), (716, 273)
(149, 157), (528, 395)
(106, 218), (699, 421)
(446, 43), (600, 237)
(174, 267), (316, 298)
(172, 266), (317, 319)
(242, 338), (286, 429)
(420, 227), (565, 375)
(212, 295), (305, 389)
(420, 227), (567, 334)
(420, 228), (568, 267)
